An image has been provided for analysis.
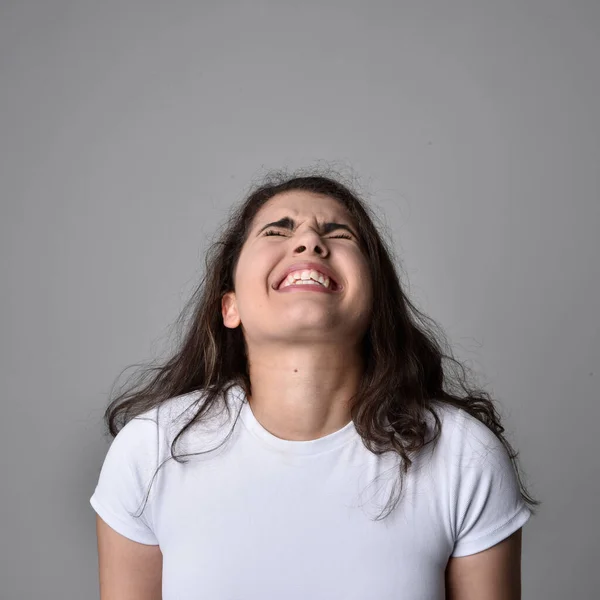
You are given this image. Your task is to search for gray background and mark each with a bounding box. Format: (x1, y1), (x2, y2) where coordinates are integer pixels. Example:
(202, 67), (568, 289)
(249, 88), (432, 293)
(1, 1), (598, 598)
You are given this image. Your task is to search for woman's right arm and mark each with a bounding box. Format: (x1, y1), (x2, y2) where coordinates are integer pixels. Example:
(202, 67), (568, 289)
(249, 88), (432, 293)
(96, 515), (163, 600)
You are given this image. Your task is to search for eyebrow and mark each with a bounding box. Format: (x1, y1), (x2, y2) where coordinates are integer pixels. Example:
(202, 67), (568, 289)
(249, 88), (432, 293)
(256, 216), (358, 238)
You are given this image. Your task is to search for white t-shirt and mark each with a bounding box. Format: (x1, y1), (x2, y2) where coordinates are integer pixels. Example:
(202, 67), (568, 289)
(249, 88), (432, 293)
(90, 384), (531, 600)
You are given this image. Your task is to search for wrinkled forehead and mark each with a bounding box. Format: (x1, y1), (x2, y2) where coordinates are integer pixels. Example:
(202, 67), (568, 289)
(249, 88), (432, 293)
(251, 191), (356, 231)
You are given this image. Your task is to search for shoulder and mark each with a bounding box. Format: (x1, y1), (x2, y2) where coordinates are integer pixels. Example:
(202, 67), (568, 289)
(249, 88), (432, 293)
(119, 384), (245, 459)
(427, 402), (531, 557)
(428, 401), (508, 463)
(105, 389), (206, 470)
(422, 401), (521, 502)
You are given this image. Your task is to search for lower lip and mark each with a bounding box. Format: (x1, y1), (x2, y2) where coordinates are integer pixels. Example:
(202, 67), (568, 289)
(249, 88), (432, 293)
(277, 283), (336, 294)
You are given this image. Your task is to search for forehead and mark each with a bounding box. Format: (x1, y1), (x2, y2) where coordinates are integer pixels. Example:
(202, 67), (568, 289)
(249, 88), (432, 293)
(253, 190), (354, 225)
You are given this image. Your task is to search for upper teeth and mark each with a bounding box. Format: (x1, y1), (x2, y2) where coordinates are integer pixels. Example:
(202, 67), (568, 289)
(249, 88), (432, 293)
(279, 269), (331, 289)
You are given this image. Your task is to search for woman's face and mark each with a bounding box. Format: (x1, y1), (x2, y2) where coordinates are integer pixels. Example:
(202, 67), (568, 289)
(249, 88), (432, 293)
(222, 190), (374, 349)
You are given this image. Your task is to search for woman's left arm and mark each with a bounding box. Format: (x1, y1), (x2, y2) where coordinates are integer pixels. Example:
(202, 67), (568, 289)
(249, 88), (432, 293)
(445, 528), (523, 600)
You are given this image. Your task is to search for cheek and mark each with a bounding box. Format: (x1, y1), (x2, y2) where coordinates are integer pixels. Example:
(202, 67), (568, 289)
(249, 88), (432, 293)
(345, 249), (372, 285)
(233, 247), (273, 299)
(234, 268), (259, 300)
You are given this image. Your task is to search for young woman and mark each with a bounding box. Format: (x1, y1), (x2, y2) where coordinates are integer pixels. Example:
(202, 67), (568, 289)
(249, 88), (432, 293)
(91, 173), (538, 599)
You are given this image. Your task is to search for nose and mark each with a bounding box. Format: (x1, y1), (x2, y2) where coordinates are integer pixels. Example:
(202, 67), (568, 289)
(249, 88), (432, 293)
(293, 228), (329, 257)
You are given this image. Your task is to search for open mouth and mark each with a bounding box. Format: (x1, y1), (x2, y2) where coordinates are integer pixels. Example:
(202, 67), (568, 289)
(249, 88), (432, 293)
(274, 266), (341, 292)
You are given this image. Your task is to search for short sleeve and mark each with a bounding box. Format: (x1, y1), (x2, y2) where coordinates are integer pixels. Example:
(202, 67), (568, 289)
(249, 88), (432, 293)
(450, 409), (532, 557)
(90, 415), (160, 545)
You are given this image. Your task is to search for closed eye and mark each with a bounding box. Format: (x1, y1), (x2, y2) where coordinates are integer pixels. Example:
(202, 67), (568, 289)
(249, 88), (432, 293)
(263, 229), (352, 240)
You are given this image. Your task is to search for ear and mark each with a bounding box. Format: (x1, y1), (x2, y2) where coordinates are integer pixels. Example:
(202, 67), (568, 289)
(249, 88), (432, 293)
(221, 291), (241, 328)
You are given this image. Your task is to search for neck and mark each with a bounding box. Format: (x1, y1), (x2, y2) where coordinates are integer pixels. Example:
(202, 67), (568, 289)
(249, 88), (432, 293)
(245, 342), (363, 441)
